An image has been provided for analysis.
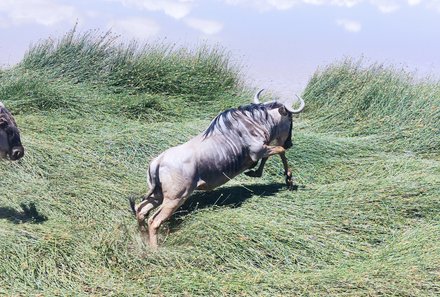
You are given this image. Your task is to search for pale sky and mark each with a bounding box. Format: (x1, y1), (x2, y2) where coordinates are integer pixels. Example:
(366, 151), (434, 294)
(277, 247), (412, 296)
(1, 0), (440, 96)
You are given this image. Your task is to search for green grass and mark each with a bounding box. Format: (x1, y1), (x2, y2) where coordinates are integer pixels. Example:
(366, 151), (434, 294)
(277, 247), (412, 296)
(20, 26), (243, 97)
(0, 31), (439, 296)
(303, 59), (440, 153)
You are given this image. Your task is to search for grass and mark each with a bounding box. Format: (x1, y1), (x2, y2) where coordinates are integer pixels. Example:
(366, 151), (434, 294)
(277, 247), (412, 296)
(303, 59), (440, 153)
(20, 26), (242, 97)
(0, 30), (439, 296)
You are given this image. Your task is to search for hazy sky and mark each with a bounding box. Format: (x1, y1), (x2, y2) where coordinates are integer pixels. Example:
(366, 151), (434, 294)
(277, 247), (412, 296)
(1, 0), (440, 96)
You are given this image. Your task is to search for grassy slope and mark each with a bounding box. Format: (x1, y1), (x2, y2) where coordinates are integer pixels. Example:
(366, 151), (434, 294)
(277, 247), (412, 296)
(0, 32), (439, 296)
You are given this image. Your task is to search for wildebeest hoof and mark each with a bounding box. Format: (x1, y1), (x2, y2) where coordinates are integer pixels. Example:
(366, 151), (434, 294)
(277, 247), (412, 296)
(244, 170), (261, 177)
(286, 176), (298, 191)
(288, 184), (298, 191)
(286, 180), (298, 191)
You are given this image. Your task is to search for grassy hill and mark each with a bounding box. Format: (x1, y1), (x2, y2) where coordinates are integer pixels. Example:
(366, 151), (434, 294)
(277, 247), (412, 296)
(1, 30), (439, 296)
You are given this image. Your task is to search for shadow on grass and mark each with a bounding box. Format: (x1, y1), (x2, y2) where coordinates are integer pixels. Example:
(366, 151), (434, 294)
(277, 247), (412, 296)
(0, 202), (48, 224)
(168, 182), (285, 229)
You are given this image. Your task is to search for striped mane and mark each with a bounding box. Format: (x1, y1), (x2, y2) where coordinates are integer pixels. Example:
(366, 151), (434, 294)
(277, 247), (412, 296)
(203, 101), (283, 138)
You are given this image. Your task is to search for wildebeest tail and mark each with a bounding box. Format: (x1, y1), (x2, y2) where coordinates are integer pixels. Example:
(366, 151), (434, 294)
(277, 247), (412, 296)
(128, 196), (137, 216)
(128, 160), (161, 216)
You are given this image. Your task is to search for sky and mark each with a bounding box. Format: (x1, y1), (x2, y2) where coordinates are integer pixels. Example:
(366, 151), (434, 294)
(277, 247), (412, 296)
(1, 0), (440, 97)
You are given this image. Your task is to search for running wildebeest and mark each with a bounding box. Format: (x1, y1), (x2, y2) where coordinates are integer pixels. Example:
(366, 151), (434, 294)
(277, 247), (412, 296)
(0, 102), (24, 161)
(130, 91), (305, 248)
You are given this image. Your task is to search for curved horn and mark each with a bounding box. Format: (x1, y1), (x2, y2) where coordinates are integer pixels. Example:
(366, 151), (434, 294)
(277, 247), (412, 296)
(253, 89), (264, 104)
(284, 95), (305, 114)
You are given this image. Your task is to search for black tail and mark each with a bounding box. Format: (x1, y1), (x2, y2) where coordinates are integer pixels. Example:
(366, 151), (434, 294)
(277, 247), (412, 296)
(128, 161), (160, 217)
(128, 196), (136, 216)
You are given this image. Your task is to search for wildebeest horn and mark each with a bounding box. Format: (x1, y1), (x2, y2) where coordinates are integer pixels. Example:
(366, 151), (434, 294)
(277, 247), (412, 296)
(253, 89), (265, 104)
(284, 95), (305, 114)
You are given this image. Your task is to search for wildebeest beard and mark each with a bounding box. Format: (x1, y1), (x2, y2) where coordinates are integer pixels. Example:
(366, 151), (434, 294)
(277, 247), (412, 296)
(283, 120), (293, 149)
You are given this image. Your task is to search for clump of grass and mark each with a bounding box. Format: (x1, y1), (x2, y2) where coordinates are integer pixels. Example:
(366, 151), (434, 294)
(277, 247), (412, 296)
(304, 59), (440, 153)
(0, 69), (82, 113)
(20, 26), (243, 97)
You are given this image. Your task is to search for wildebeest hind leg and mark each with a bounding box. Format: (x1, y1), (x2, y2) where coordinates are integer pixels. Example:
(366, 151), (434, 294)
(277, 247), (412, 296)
(147, 198), (183, 249)
(135, 196), (162, 242)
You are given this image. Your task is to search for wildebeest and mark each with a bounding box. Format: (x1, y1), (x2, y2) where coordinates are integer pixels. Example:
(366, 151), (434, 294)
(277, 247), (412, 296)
(131, 91), (305, 247)
(0, 102), (24, 161)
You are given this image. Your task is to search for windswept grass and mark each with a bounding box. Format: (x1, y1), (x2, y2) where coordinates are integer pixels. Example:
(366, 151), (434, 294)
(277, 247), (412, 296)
(0, 31), (439, 296)
(20, 27), (242, 97)
(0, 70), (83, 113)
(11, 28), (244, 122)
(304, 59), (440, 153)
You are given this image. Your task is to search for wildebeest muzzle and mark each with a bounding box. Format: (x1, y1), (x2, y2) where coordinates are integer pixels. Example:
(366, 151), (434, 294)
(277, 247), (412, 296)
(7, 126), (24, 160)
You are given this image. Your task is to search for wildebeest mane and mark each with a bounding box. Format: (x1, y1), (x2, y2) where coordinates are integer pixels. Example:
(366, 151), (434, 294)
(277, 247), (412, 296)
(203, 102), (283, 138)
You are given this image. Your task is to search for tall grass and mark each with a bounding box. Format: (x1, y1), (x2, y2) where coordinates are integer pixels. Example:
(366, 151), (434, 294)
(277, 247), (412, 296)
(304, 59), (440, 153)
(20, 27), (242, 97)
(0, 32), (439, 295)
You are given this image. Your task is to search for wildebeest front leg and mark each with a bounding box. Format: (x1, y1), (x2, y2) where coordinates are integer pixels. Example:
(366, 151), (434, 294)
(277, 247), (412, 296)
(245, 145), (284, 178)
(261, 146), (297, 190)
(280, 152), (297, 191)
(244, 157), (268, 177)
(262, 145), (286, 157)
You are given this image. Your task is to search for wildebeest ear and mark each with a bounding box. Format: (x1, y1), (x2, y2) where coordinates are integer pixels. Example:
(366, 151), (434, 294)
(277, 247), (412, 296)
(278, 106), (288, 116)
(0, 117), (8, 128)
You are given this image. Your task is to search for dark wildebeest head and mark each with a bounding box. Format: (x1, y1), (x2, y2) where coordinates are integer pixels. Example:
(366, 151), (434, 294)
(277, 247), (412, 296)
(0, 102), (24, 161)
(253, 89), (305, 149)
